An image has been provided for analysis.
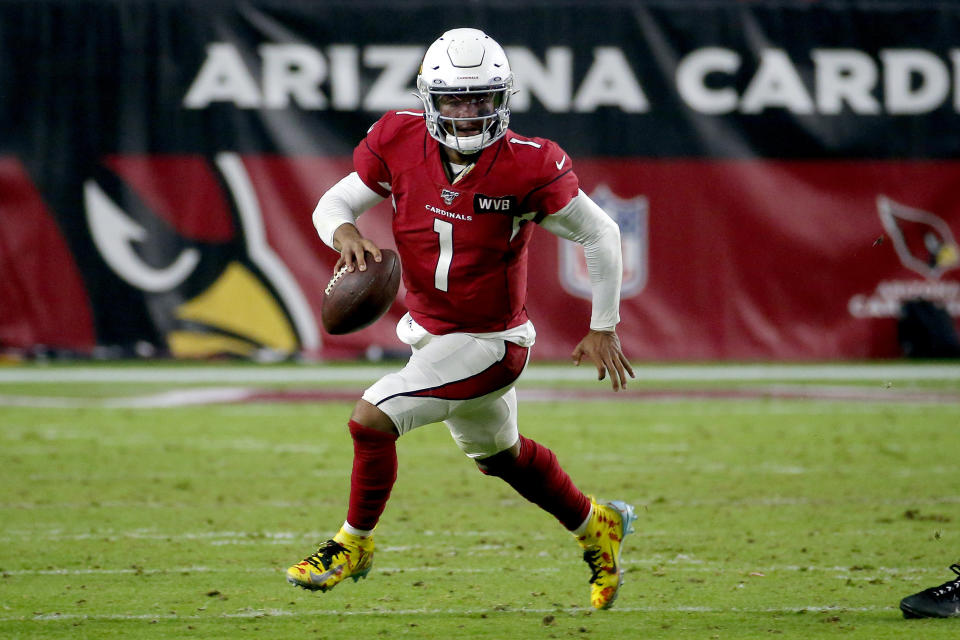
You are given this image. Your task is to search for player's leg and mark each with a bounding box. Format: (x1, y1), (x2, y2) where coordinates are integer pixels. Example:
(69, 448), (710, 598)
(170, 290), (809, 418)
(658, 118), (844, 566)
(459, 389), (593, 530)
(352, 332), (514, 526)
(344, 401), (399, 535)
(285, 401), (394, 592)
(287, 332), (519, 593)
(449, 383), (636, 610)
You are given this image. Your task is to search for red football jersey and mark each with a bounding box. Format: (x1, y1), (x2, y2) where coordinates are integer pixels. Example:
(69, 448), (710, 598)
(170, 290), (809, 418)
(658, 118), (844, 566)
(354, 110), (579, 334)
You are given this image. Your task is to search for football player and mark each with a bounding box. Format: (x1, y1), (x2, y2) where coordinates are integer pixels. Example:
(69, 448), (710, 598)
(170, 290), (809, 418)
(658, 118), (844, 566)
(287, 27), (636, 610)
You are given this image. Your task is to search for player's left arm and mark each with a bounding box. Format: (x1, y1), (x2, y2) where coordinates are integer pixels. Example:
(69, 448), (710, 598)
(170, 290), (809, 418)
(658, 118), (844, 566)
(540, 190), (635, 391)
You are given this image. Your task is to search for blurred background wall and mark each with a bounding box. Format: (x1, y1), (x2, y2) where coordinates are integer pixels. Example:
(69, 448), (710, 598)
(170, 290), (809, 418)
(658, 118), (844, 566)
(2, 0), (959, 362)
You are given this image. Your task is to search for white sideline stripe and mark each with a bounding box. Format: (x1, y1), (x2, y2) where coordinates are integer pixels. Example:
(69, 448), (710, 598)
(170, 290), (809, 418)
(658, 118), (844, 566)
(0, 387), (254, 408)
(4, 436), (331, 456)
(2, 385), (958, 409)
(1, 363), (959, 383)
(1, 605), (894, 622)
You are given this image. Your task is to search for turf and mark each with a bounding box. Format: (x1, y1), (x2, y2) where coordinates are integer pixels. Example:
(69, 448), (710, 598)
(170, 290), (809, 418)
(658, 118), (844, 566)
(1, 363), (959, 639)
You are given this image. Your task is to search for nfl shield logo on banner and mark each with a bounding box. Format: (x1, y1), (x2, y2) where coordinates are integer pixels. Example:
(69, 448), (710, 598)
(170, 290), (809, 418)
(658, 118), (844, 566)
(559, 184), (648, 300)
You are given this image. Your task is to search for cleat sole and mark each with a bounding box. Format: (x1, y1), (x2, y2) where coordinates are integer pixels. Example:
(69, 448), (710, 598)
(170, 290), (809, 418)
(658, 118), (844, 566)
(900, 603), (923, 619)
(286, 562), (373, 591)
(287, 576), (326, 592)
(351, 566), (373, 582)
(900, 601), (960, 619)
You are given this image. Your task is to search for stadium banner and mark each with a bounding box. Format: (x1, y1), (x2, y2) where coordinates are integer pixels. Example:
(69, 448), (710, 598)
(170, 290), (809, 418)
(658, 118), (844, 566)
(2, 1), (959, 361)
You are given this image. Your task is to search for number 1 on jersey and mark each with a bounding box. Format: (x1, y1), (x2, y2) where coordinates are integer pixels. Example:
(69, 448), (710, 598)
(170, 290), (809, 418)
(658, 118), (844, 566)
(433, 218), (453, 292)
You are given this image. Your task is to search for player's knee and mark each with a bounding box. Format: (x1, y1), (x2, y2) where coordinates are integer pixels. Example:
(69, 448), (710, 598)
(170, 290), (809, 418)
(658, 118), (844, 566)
(475, 441), (521, 476)
(350, 399), (398, 435)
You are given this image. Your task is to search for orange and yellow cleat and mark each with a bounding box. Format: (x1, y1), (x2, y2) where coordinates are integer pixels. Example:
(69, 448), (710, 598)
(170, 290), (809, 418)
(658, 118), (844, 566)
(577, 498), (637, 609)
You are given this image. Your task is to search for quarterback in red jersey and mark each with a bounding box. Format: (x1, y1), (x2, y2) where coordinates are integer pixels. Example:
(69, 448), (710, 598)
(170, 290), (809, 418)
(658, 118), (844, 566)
(287, 28), (636, 610)
(353, 108), (579, 334)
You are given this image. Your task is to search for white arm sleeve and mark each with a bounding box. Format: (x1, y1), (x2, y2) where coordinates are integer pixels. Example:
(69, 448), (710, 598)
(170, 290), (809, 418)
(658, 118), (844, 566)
(539, 190), (622, 331)
(311, 172), (386, 249)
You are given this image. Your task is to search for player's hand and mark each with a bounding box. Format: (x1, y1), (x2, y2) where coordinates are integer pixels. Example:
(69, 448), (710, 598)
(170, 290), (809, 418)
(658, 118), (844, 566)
(571, 329), (635, 392)
(332, 224), (382, 272)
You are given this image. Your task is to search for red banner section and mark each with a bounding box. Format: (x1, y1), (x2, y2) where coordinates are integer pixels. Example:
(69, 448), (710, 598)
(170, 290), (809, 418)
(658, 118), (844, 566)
(560, 159), (960, 360)
(0, 158), (94, 351)
(2, 155), (957, 360)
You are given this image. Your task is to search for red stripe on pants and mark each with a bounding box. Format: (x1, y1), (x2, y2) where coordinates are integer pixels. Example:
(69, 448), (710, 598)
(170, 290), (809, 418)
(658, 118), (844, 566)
(408, 341), (528, 401)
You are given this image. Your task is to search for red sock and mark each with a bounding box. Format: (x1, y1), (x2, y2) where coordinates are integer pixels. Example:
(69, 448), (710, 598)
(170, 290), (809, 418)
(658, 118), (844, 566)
(345, 420), (398, 531)
(493, 435), (591, 531)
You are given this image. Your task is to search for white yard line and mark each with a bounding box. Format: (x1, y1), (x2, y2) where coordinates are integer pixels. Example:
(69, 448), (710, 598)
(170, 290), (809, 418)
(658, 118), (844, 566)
(0, 528), (528, 542)
(0, 604), (896, 623)
(2, 494), (958, 512)
(0, 363), (959, 383)
(0, 565), (561, 576)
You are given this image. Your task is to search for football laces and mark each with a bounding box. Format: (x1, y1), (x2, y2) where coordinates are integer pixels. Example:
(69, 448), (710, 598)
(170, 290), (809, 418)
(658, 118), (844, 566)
(324, 264), (350, 296)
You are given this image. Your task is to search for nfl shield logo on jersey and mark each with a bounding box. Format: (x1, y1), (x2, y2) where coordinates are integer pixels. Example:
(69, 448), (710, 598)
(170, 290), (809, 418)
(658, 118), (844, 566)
(441, 188), (460, 205)
(559, 184), (648, 300)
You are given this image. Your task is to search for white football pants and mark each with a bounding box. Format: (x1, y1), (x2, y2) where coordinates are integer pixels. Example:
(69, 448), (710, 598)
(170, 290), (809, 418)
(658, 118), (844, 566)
(362, 332), (529, 459)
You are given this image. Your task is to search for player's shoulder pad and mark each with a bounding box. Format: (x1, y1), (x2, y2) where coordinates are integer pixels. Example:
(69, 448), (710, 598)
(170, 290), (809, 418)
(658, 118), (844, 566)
(367, 109), (426, 143)
(504, 133), (571, 178)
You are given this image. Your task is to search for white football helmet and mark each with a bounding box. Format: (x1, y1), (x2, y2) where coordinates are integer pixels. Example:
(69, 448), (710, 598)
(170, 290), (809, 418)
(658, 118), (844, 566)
(416, 28), (513, 154)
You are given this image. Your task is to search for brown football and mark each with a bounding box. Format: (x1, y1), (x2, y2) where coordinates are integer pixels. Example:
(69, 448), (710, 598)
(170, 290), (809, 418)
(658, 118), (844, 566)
(321, 249), (401, 335)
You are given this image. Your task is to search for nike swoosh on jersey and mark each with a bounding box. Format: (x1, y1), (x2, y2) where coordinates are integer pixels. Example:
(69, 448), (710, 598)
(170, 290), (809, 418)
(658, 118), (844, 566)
(555, 155), (566, 170)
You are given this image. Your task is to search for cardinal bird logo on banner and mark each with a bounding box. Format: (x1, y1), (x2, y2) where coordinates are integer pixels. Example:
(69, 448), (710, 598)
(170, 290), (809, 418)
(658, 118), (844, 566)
(878, 195), (960, 280)
(559, 184), (648, 301)
(83, 152), (318, 359)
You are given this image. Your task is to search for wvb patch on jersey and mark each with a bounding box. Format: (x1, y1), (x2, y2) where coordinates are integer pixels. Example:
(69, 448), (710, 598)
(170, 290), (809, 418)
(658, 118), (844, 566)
(559, 184), (647, 300)
(474, 194), (518, 214)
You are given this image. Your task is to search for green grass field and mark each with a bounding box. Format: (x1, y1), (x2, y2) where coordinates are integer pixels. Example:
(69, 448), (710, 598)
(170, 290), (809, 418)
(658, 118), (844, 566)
(1, 362), (959, 639)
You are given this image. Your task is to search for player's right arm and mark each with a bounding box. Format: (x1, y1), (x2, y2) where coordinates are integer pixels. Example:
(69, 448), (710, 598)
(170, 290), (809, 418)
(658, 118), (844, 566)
(314, 112), (412, 272)
(311, 171), (386, 272)
(540, 189), (635, 391)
